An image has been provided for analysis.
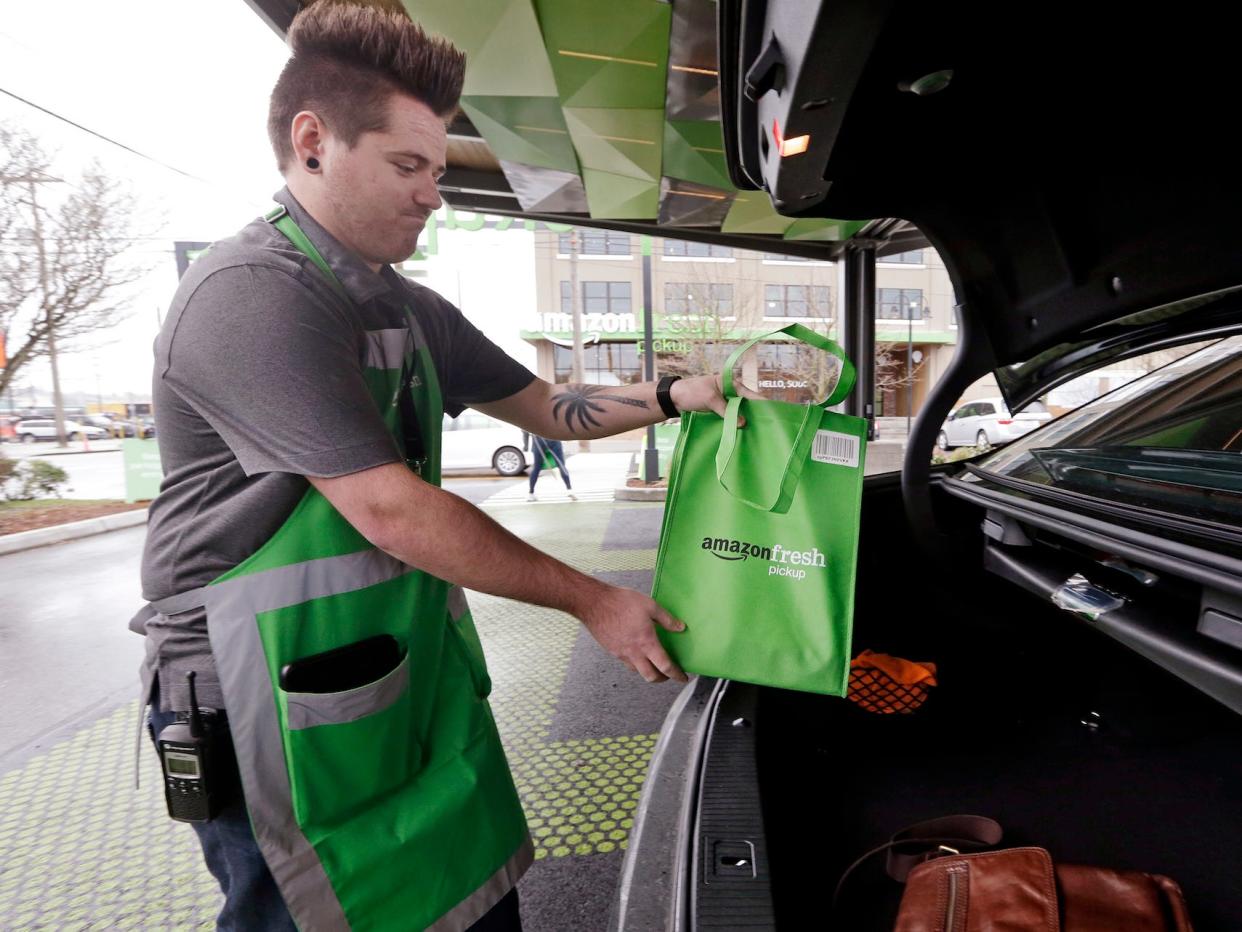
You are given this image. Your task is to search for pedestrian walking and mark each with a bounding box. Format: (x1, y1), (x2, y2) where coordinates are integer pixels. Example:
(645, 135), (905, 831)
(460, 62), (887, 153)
(527, 435), (574, 500)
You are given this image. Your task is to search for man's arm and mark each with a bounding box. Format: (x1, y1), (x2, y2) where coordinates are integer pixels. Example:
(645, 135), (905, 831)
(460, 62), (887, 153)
(308, 463), (689, 683)
(473, 373), (734, 441)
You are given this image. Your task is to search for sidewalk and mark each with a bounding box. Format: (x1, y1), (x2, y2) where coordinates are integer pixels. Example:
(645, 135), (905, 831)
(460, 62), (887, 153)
(483, 452), (633, 506)
(2, 440), (123, 459)
(0, 496), (676, 930)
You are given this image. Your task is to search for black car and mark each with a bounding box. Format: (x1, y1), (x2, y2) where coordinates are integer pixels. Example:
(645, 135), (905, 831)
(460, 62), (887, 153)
(609, 4), (1242, 931)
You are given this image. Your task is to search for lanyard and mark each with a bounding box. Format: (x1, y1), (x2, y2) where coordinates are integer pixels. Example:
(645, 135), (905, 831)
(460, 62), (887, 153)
(264, 205), (427, 472)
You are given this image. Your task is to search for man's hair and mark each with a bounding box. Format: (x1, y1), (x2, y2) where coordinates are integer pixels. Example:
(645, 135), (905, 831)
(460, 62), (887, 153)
(267, 0), (466, 171)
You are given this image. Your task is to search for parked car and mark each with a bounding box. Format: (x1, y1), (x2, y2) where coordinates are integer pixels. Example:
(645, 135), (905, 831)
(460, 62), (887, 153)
(14, 419), (108, 442)
(440, 411), (531, 476)
(71, 414), (127, 436)
(937, 397), (1051, 450)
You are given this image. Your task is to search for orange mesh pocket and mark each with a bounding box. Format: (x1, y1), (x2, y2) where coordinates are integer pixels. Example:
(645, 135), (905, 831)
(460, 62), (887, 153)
(846, 650), (937, 714)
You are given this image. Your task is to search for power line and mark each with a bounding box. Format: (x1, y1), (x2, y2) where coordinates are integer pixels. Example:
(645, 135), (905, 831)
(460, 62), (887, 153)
(0, 86), (259, 205)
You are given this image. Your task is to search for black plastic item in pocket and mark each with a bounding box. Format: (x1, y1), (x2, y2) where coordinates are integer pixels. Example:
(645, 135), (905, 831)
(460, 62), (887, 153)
(279, 634), (401, 694)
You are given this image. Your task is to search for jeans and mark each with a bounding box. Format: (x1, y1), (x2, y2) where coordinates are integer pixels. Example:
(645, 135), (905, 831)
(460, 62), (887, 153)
(529, 438), (571, 492)
(147, 704), (523, 931)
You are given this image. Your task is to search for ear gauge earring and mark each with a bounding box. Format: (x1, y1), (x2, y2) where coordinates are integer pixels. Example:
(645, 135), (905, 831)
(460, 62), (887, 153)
(306, 157), (320, 170)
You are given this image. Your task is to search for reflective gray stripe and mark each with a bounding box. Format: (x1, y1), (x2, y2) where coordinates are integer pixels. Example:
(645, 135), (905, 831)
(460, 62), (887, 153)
(129, 586), (211, 635)
(365, 328), (411, 370)
(285, 652), (410, 730)
(205, 548), (414, 931)
(448, 584), (469, 622)
(152, 586), (210, 615)
(427, 835), (535, 932)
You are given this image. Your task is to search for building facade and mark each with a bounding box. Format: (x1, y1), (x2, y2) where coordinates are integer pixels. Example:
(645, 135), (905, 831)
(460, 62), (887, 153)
(522, 229), (964, 416)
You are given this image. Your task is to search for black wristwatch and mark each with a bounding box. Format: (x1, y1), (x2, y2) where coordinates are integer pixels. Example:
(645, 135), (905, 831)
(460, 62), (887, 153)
(656, 375), (681, 419)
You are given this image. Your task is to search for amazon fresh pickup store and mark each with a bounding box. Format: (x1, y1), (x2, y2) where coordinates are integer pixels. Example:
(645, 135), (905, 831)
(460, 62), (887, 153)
(406, 207), (964, 414)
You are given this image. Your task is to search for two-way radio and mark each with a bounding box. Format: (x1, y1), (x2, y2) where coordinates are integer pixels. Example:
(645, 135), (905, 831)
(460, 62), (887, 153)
(156, 671), (236, 822)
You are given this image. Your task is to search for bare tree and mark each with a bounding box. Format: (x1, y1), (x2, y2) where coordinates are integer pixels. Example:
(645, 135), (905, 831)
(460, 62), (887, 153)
(874, 341), (926, 397)
(0, 123), (145, 436)
(656, 263), (746, 378)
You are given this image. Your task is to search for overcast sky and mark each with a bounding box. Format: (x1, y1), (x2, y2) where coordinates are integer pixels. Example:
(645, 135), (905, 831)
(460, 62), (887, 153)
(1, 0), (291, 399)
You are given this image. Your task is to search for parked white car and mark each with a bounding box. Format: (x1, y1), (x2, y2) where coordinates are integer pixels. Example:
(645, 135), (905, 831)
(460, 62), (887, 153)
(441, 412), (532, 476)
(15, 419), (109, 443)
(937, 397), (1051, 449)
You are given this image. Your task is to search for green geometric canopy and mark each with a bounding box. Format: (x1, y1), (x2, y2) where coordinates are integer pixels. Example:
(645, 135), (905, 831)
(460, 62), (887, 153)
(404, 0), (864, 241)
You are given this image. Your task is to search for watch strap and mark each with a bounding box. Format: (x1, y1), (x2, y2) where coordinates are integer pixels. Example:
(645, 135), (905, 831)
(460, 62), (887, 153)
(656, 375), (681, 419)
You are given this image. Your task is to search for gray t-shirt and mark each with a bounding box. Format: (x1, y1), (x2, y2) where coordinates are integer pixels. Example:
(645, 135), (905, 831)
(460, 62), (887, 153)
(140, 188), (535, 711)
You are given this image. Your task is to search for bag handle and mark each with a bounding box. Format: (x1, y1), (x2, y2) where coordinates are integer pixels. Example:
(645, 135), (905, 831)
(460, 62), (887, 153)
(831, 814), (1004, 912)
(713, 324), (858, 512)
(714, 395), (821, 513)
(720, 323), (857, 407)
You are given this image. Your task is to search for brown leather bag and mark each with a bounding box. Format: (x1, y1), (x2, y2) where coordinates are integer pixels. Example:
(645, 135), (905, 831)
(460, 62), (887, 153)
(894, 846), (1195, 932)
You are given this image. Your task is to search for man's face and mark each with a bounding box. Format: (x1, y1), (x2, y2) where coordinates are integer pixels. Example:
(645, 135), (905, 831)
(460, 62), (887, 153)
(319, 93), (446, 267)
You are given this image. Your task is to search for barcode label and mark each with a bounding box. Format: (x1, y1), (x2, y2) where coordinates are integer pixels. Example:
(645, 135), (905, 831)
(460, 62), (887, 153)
(811, 430), (860, 468)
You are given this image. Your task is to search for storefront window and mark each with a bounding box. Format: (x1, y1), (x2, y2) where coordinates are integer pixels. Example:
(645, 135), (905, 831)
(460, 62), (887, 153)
(664, 282), (733, 315)
(878, 249), (925, 264)
(560, 280), (632, 313)
(752, 342), (839, 402)
(552, 342), (643, 385)
(664, 240), (733, 258)
(557, 230), (631, 255)
(764, 284), (831, 318)
(877, 288), (928, 320)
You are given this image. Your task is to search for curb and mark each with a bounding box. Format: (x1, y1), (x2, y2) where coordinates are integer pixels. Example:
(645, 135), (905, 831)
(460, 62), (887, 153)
(0, 508), (149, 556)
(614, 485), (667, 502)
(1, 444), (124, 457)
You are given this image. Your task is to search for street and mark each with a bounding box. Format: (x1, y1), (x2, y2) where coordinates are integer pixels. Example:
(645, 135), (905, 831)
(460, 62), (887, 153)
(0, 454), (679, 930)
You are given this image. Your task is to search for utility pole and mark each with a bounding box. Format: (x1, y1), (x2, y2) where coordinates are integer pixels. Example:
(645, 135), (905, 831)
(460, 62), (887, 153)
(29, 178), (69, 447)
(641, 235), (659, 481)
(568, 228), (589, 451)
(906, 300), (915, 437)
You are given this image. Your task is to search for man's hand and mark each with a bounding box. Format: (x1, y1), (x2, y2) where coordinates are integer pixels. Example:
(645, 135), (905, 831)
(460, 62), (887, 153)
(575, 584), (690, 684)
(670, 372), (759, 422)
(668, 373), (728, 418)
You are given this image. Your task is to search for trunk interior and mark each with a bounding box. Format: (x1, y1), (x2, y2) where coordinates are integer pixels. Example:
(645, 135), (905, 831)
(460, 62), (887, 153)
(757, 476), (1242, 930)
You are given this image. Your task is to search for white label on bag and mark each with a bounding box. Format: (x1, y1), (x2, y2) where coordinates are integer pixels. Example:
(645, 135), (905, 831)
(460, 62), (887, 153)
(811, 430), (860, 468)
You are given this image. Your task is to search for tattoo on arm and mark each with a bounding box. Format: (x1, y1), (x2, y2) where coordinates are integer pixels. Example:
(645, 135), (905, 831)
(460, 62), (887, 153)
(551, 383), (650, 432)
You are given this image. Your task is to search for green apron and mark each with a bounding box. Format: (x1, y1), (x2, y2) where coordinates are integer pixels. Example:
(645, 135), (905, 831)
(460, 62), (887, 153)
(136, 208), (531, 930)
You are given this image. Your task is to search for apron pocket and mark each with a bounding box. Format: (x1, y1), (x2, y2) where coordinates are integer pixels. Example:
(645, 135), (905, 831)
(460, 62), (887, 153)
(285, 651), (409, 729)
(281, 652), (416, 828)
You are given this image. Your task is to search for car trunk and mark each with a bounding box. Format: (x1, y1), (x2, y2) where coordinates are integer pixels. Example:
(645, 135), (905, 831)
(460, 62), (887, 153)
(754, 476), (1242, 930)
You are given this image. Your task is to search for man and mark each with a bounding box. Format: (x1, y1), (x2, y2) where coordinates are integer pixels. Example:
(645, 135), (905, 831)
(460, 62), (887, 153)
(135, 2), (733, 930)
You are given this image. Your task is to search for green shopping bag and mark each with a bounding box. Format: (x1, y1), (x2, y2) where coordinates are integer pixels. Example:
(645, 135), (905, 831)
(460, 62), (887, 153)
(541, 448), (558, 470)
(651, 324), (867, 695)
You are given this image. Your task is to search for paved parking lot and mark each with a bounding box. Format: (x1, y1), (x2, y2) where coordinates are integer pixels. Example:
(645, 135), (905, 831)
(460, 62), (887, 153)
(0, 466), (679, 930)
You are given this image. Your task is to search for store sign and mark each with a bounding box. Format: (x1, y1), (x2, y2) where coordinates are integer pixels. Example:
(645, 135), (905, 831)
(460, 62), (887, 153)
(636, 338), (692, 355)
(410, 207), (572, 261)
(123, 439), (163, 503)
(538, 312), (637, 334)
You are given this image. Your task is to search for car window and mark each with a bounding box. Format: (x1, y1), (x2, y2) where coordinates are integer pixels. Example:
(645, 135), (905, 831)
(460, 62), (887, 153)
(978, 402), (996, 416)
(973, 336), (1242, 525)
(958, 404), (977, 418)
